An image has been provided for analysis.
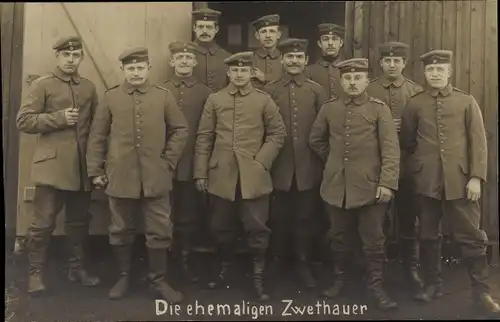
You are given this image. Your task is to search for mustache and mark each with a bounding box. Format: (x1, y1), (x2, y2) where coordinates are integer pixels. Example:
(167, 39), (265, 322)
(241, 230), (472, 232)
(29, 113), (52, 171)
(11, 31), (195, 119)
(201, 33), (210, 37)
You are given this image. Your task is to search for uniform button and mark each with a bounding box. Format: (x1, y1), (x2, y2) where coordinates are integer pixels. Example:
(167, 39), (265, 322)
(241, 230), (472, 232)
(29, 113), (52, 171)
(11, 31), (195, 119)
(136, 144), (140, 147)
(346, 134), (350, 137)
(437, 101), (442, 104)
(136, 101), (140, 104)
(344, 157), (349, 161)
(137, 129), (141, 132)
(136, 115), (140, 118)
(346, 126), (350, 130)
(392, 92), (396, 96)
(180, 92), (183, 95)
(345, 142), (350, 146)
(345, 150), (349, 154)
(441, 149), (444, 152)
(440, 125), (443, 128)
(347, 119), (350, 122)
(348, 111), (352, 114)
(292, 100), (296, 103)
(137, 136), (140, 140)
(440, 141), (444, 144)
(292, 93), (295, 96)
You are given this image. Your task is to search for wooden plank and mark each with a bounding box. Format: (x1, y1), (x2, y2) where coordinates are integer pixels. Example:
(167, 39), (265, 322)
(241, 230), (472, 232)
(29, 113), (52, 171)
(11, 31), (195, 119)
(454, 0), (471, 93)
(369, 1), (385, 77)
(469, 0), (486, 112)
(383, 1), (390, 43)
(146, 3), (166, 83)
(482, 0), (498, 264)
(1, 3), (14, 155)
(442, 0), (457, 85)
(389, 1), (399, 42)
(343, 1), (355, 59)
(412, 1), (428, 85)
(426, 1), (443, 51)
(353, 1), (365, 58)
(398, 1), (413, 79)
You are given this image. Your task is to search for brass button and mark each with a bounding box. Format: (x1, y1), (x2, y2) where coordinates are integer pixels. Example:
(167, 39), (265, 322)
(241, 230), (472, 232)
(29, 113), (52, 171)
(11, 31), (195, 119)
(344, 157), (349, 161)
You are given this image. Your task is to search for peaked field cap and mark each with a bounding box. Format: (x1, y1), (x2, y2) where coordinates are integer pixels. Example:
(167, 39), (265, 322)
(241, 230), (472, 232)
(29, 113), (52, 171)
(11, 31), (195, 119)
(379, 41), (409, 58)
(224, 51), (254, 66)
(277, 38), (308, 54)
(420, 50), (453, 66)
(318, 23), (345, 38)
(118, 47), (149, 64)
(252, 14), (280, 30)
(169, 41), (198, 55)
(335, 58), (369, 74)
(192, 8), (221, 22)
(53, 36), (82, 51)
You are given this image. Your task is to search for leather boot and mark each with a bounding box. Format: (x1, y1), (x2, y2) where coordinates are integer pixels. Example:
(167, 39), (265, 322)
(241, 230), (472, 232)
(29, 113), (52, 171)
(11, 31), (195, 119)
(400, 239), (423, 294)
(415, 239), (443, 303)
(295, 241), (317, 288)
(465, 256), (500, 315)
(366, 257), (398, 310)
(207, 245), (233, 290)
(67, 240), (100, 287)
(108, 245), (132, 299)
(148, 248), (183, 304)
(252, 253), (271, 302)
(27, 233), (50, 295)
(180, 250), (200, 283)
(322, 251), (349, 298)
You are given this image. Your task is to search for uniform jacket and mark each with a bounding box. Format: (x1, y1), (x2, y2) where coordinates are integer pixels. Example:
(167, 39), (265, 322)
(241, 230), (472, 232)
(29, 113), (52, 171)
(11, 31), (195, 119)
(86, 81), (188, 199)
(16, 67), (98, 191)
(367, 76), (424, 178)
(400, 84), (487, 201)
(251, 47), (283, 89)
(193, 41), (232, 92)
(309, 92), (400, 209)
(264, 73), (327, 191)
(305, 56), (343, 99)
(164, 75), (211, 181)
(194, 83), (286, 201)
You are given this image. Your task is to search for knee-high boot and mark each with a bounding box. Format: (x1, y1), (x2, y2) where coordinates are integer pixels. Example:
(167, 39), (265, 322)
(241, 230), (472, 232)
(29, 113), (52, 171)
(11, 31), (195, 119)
(147, 247), (183, 304)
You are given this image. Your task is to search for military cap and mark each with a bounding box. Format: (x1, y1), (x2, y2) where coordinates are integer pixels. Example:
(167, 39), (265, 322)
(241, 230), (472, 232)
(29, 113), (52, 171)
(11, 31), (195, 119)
(224, 51), (254, 67)
(420, 50), (453, 66)
(277, 38), (308, 54)
(52, 36), (82, 51)
(379, 41), (409, 58)
(169, 41), (198, 55)
(252, 14), (280, 31)
(335, 58), (369, 74)
(318, 23), (345, 38)
(118, 47), (149, 65)
(192, 8), (221, 22)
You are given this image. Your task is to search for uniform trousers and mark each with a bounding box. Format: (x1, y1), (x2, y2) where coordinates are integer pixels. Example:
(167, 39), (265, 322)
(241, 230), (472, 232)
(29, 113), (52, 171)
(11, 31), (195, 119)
(209, 181), (271, 254)
(108, 191), (173, 249)
(171, 180), (203, 249)
(395, 178), (419, 240)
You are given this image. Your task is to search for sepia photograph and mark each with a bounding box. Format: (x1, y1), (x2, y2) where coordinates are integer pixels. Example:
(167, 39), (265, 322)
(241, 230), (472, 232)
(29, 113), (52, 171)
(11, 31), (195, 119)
(2, 1), (499, 321)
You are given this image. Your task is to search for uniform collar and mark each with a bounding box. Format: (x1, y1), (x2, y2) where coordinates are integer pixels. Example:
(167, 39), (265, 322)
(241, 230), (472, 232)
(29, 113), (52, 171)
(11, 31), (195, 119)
(53, 67), (81, 84)
(227, 83), (253, 96)
(381, 75), (405, 88)
(427, 83), (453, 97)
(317, 55), (340, 68)
(169, 74), (198, 88)
(255, 47), (281, 59)
(283, 72), (306, 86)
(195, 40), (220, 55)
(344, 92), (369, 105)
(122, 80), (152, 94)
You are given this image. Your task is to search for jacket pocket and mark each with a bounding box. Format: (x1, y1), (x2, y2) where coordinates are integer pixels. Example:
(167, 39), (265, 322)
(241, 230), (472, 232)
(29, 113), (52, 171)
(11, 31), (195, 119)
(410, 161), (423, 173)
(209, 157), (218, 169)
(459, 162), (469, 176)
(33, 148), (57, 163)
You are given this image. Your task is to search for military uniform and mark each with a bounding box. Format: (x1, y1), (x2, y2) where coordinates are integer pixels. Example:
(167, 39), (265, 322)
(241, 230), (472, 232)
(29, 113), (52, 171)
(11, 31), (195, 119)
(16, 36), (100, 294)
(305, 23), (345, 99)
(164, 41), (212, 282)
(192, 8), (232, 92)
(251, 14), (283, 89)
(366, 42), (424, 293)
(86, 47), (188, 303)
(309, 58), (400, 310)
(401, 50), (499, 313)
(194, 52), (286, 301)
(264, 38), (327, 288)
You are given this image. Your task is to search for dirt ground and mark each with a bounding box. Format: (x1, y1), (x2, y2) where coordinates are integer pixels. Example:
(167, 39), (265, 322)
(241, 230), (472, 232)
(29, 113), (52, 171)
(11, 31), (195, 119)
(4, 237), (500, 321)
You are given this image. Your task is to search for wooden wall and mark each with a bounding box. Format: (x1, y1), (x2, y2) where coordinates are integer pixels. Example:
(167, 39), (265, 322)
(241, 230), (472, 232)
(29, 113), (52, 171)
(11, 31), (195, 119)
(1, 3), (24, 235)
(17, 2), (194, 235)
(345, 0), (499, 261)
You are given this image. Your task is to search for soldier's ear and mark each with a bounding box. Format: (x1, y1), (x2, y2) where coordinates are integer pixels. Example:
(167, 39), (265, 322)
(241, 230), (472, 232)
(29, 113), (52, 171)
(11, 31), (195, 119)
(214, 24), (220, 34)
(192, 58), (198, 68)
(169, 59), (175, 68)
(54, 51), (60, 58)
(305, 56), (309, 65)
(316, 40), (322, 49)
(339, 39), (344, 48)
(447, 65), (453, 78)
(254, 31), (260, 40)
(120, 64), (124, 71)
(148, 63), (152, 70)
(277, 30), (282, 40)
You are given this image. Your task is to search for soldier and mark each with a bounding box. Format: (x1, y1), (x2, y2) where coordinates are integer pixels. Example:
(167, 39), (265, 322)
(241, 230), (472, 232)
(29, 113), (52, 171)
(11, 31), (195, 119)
(164, 41), (212, 283)
(264, 38), (327, 288)
(16, 36), (101, 295)
(305, 23), (345, 99)
(192, 8), (232, 91)
(86, 47), (188, 303)
(400, 50), (500, 314)
(250, 14), (283, 89)
(194, 52), (286, 302)
(309, 58), (400, 310)
(366, 41), (424, 296)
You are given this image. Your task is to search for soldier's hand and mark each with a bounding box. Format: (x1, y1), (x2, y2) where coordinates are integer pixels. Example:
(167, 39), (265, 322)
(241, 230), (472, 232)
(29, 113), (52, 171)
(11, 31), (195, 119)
(393, 118), (402, 132)
(252, 68), (266, 82)
(92, 175), (108, 189)
(376, 186), (393, 203)
(195, 179), (208, 192)
(466, 177), (481, 202)
(65, 108), (79, 126)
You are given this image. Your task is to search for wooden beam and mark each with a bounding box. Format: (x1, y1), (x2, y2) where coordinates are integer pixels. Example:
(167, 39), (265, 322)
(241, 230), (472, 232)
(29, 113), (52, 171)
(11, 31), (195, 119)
(352, 1), (364, 58)
(344, 1), (355, 59)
